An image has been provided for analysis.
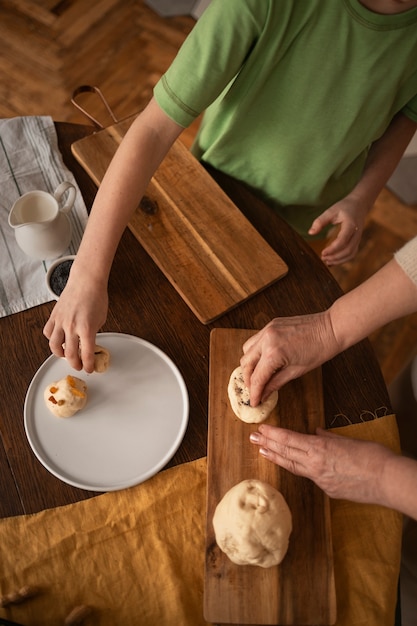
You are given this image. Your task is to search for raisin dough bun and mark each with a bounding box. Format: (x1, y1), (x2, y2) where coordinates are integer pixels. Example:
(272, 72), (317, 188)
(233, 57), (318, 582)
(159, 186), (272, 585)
(93, 344), (110, 373)
(213, 479), (292, 568)
(61, 343), (110, 373)
(44, 375), (87, 418)
(228, 366), (278, 423)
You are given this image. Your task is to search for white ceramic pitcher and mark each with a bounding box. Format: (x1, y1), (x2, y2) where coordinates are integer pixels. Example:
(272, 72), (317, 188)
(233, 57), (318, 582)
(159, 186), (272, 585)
(8, 182), (76, 260)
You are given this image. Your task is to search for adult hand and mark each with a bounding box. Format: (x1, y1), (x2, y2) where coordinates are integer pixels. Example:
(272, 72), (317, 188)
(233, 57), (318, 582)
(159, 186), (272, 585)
(43, 275), (108, 373)
(308, 195), (368, 266)
(240, 312), (339, 407)
(249, 425), (394, 505)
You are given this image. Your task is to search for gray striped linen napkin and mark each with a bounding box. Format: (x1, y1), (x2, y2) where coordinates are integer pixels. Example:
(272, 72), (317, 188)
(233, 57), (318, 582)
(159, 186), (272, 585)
(0, 116), (88, 317)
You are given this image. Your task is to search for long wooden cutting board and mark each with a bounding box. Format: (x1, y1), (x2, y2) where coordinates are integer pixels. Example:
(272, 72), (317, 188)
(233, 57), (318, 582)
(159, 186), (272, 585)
(71, 117), (288, 324)
(205, 328), (336, 625)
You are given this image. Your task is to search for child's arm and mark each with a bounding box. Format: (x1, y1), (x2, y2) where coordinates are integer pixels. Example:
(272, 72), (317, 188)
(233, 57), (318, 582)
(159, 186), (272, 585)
(309, 112), (417, 266)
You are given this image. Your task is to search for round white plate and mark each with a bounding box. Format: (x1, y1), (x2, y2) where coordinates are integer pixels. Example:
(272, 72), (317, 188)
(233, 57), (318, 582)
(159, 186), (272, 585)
(24, 333), (189, 491)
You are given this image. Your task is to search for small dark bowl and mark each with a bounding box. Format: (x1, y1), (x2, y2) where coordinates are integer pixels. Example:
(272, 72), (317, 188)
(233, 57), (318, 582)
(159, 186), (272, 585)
(46, 255), (76, 300)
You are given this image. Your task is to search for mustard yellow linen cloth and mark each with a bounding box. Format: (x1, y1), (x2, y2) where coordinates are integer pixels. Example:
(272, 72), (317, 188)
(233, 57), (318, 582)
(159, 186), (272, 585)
(0, 414), (402, 626)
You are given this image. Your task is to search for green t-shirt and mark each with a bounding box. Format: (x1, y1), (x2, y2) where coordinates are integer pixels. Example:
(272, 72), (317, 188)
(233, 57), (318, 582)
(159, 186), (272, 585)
(154, 0), (417, 237)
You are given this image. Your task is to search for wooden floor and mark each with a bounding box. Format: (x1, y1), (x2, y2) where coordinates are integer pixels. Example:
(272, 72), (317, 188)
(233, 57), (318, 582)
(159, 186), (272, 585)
(2, 0), (417, 385)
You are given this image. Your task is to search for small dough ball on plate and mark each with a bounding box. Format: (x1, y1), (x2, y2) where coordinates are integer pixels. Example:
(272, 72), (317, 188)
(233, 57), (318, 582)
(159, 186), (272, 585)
(61, 342), (110, 373)
(213, 479), (292, 568)
(93, 344), (110, 373)
(228, 366), (278, 423)
(44, 375), (87, 418)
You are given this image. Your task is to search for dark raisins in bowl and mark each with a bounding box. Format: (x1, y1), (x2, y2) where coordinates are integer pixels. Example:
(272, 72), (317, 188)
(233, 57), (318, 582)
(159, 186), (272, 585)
(49, 258), (74, 296)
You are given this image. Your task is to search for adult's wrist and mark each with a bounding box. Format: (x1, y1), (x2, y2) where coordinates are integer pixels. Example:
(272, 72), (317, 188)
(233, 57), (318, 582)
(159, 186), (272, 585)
(380, 452), (408, 513)
(327, 297), (359, 354)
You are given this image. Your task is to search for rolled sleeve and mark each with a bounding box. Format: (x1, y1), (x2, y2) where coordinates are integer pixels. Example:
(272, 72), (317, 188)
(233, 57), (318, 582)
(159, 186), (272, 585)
(395, 236), (417, 286)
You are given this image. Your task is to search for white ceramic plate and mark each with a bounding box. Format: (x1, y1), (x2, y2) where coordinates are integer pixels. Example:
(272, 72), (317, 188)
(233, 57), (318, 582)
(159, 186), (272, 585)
(24, 333), (189, 491)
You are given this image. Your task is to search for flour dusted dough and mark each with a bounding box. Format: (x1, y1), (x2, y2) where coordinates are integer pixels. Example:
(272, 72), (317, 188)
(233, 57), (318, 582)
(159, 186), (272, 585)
(213, 479), (292, 568)
(93, 344), (110, 373)
(228, 366), (278, 423)
(44, 375), (87, 418)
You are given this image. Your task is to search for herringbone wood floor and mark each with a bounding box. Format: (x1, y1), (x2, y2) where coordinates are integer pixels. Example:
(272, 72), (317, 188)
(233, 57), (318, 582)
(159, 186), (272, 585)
(0, 0), (199, 143)
(2, 0), (417, 385)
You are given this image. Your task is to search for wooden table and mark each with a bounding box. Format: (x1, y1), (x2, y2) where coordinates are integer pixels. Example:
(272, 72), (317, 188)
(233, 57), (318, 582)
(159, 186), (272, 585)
(0, 121), (392, 519)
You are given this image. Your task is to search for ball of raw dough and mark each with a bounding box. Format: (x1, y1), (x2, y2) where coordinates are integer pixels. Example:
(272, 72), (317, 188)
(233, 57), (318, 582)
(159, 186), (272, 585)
(61, 342), (110, 373)
(93, 344), (110, 373)
(213, 479), (292, 568)
(44, 375), (87, 418)
(228, 366), (278, 423)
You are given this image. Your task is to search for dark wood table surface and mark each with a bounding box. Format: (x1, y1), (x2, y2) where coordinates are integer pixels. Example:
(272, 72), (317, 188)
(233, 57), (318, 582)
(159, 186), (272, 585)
(0, 121), (392, 519)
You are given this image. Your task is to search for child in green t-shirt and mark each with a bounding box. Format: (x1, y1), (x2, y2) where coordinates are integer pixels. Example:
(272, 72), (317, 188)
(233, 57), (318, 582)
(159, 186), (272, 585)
(44, 0), (417, 372)
(153, 0), (417, 262)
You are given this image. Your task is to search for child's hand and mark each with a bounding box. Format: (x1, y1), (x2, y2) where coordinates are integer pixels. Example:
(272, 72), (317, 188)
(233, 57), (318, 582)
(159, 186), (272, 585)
(309, 196), (368, 265)
(43, 274), (108, 373)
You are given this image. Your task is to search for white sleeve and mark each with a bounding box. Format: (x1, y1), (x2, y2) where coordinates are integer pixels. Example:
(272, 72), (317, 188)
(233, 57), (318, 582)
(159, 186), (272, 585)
(394, 236), (417, 287)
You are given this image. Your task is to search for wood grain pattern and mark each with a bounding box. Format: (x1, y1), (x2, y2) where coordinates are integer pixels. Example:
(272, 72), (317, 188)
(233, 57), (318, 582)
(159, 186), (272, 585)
(329, 186), (417, 385)
(204, 328), (336, 626)
(72, 120), (288, 323)
(0, 1), (195, 133)
(3, 0), (417, 382)
(0, 122), (392, 520)
(70, 115), (136, 183)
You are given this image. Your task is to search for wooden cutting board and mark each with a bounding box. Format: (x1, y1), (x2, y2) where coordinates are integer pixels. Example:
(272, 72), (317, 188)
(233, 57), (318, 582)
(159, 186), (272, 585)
(205, 328), (336, 625)
(71, 117), (288, 324)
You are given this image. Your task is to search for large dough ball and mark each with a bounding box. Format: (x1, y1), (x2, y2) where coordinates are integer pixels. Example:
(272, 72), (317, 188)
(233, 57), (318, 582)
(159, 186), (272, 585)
(44, 375), (87, 418)
(228, 366), (278, 423)
(213, 479), (292, 568)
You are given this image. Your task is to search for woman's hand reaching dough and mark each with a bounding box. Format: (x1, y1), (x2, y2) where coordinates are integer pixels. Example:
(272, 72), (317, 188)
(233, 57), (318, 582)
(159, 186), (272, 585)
(240, 311), (340, 407)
